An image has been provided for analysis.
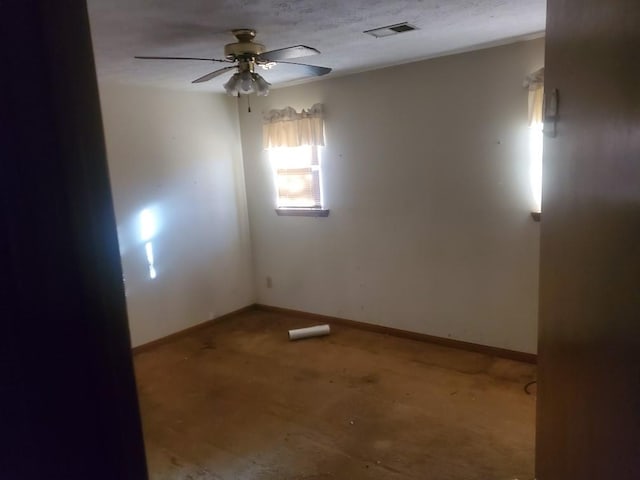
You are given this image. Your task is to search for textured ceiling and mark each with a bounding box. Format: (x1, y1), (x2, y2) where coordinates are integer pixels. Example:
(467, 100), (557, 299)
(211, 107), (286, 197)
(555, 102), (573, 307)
(87, 0), (546, 92)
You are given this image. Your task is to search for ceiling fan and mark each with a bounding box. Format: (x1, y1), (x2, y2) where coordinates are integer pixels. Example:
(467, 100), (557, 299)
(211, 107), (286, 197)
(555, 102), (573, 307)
(135, 28), (331, 96)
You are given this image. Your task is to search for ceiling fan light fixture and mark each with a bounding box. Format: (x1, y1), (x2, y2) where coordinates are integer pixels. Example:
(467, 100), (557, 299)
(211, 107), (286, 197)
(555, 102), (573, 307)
(239, 70), (254, 92)
(223, 73), (241, 96)
(253, 73), (271, 96)
(223, 71), (270, 97)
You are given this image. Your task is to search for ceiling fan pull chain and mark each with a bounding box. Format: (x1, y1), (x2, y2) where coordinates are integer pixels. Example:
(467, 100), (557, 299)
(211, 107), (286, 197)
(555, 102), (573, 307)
(247, 94), (251, 113)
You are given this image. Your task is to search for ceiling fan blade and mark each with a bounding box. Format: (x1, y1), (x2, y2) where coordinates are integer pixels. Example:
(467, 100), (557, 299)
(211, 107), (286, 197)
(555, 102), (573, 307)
(274, 61), (332, 77)
(192, 66), (236, 83)
(258, 45), (320, 62)
(135, 56), (230, 62)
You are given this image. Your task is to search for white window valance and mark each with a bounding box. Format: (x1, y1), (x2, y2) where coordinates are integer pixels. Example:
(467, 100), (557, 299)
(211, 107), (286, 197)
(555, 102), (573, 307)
(523, 67), (544, 126)
(263, 103), (325, 149)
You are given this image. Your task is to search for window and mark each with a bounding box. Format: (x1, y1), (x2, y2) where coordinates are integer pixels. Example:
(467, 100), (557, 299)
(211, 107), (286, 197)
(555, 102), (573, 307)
(524, 67), (544, 220)
(269, 145), (328, 216)
(529, 120), (543, 216)
(262, 104), (328, 216)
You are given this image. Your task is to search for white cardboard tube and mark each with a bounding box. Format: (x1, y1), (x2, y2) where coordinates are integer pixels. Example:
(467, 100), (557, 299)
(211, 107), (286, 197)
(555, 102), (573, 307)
(288, 324), (331, 341)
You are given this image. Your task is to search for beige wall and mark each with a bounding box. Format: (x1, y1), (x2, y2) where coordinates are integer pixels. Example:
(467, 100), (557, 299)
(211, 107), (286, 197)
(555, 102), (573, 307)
(99, 83), (254, 347)
(238, 39), (544, 353)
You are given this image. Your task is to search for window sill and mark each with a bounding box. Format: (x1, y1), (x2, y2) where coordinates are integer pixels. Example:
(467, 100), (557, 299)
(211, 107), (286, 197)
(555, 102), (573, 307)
(275, 208), (330, 217)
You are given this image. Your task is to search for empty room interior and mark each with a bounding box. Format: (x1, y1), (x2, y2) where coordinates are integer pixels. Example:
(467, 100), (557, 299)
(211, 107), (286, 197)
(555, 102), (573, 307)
(87, 1), (547, 478)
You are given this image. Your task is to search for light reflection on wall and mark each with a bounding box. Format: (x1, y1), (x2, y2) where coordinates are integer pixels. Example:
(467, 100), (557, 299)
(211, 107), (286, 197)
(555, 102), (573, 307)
(139, 208), (158, 279)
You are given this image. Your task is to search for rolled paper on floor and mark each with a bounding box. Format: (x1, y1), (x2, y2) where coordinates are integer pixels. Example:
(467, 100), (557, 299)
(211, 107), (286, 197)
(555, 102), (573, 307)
(288, 324), (331, 341)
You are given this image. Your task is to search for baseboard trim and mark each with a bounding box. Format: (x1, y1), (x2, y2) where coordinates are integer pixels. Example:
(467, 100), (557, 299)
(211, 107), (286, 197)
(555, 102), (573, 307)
(132, 305), (254, 355)
(132, 303), (536, 364)
(254, 304), (537, 364)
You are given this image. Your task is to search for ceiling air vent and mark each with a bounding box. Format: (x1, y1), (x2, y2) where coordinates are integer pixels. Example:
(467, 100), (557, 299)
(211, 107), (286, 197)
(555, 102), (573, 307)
(363, 22), (418, 38)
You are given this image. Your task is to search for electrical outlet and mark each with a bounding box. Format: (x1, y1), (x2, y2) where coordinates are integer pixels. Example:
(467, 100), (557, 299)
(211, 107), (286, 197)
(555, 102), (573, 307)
(266, 276), (272, 288)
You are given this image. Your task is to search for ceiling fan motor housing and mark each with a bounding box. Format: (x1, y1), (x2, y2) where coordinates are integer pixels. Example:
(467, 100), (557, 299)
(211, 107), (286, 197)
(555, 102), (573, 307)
(224, 28), (265, 60)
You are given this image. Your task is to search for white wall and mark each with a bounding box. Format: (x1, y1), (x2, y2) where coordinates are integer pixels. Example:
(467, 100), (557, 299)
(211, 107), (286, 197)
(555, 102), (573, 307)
(99, 83), (254, 347)
(238, 39), (544, 354)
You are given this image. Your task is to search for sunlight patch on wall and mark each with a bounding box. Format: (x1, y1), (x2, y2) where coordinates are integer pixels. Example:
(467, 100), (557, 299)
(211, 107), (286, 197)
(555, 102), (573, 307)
(144, 241), (157, 279)
(139, 207), (158, 242)
(139, 208), (159, 279)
